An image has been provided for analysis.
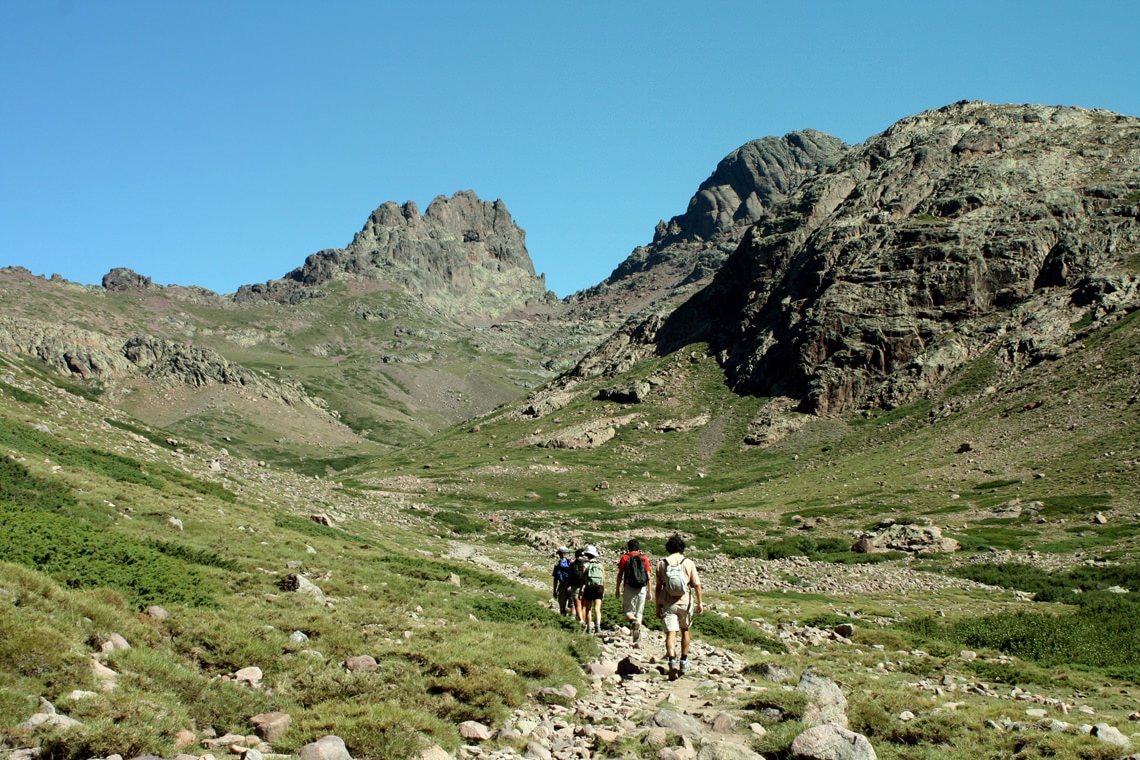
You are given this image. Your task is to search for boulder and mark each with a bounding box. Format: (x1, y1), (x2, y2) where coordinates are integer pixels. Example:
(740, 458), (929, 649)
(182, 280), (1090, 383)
(459, 720), (493, 741)
(279, 574), (326, 602)
(233, 666), (263, 688)
(250, 711), (292, 742)
(790, 725), (876, 760)
(797, 669), (849, 728)
(299, 735), (352, 760)
(643, 709), (706, 738)
(344, 655), (378, 673)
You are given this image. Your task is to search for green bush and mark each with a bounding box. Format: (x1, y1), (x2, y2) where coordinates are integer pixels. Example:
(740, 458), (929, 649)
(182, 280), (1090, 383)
(902, 601), (1140, 682)
(37, 716), (170, 760)
(469, 596), (567, 628)
(0, 380), (46, 405)
(430, 509), (487, 535)
(692, 613), (786, 652)
(0, 500), (218, 608)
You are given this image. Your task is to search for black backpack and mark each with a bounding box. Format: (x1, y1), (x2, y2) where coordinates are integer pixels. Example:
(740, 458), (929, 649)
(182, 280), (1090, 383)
(568, 558), (586, 586)
(624, 552), (649, 588)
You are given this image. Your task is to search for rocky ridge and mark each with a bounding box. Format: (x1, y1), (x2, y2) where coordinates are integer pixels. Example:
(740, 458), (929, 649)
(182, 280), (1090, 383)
(0, 315), (338, 420)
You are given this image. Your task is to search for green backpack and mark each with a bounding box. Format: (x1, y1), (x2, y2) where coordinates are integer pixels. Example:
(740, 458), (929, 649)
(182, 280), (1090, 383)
(585, 560), (604, 588)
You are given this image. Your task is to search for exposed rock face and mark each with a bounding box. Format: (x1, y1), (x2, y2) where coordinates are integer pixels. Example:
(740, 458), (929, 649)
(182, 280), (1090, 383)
(0, 316), (333, 414)
(571, 102), (1140, 418)
(236, 190), (554, 319)
(568, 131), (847, 316)
(102, 268), (153, 292)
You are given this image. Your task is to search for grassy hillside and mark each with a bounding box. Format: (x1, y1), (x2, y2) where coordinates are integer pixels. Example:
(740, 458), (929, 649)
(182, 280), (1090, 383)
(1, 306), (1138, 759)
(0, 351), (592, 759)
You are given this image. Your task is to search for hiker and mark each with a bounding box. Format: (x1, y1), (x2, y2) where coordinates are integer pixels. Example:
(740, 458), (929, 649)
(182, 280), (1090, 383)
(552, 546), (574, 615)
(655, 533), (704, 678)
(570, 548), (589, 626)
(580, 544), (605, 634)
(615, 538), (652, 645)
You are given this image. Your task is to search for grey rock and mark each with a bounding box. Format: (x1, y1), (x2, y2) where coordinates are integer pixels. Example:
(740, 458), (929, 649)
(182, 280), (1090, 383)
(459, 720), (493, 741)
(250, 711), (292, 741)
(643, 709), (706, 738)
(790, 724), (876, 760)
(279, 573), (326, 602)
(418, 745), (453, 760)
(754, 663), (797, 683)
(344, 655), (379, 673)
(1091, 723), (1131, 748)
(233, 666), (263, 687)
(797, 669), (849, 728)
(102, 267), (153, 291)
(524, 741), (552, 760)
(696, 742), (766, 760)
(299, 734), (353, 760)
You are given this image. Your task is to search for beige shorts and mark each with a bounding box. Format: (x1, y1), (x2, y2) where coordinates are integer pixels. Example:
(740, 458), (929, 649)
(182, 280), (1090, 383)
(660, 601), (693, 632)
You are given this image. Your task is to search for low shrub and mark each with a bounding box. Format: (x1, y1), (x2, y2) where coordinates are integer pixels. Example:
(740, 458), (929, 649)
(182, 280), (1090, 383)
(902, 600), (1140, 682)
(0, 501), (218, 608)
(36, 716), (170, 760)
(692, 614), (786, 652)
(0, 380), (46, 405)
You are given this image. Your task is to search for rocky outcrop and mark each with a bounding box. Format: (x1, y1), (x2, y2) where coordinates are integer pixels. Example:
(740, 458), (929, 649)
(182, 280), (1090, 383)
(568, 131), (847, 317)
(102, 267), (153, 292)
(0, 316), (333, 413)
(571, 102), (1140, 419)
(236, 191), (555, 319)
(854, 521), (961, 554)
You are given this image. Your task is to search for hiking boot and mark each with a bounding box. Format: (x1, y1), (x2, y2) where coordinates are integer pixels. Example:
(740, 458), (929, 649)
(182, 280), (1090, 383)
(667, 658), (677, 680)
(631, 620), (641, 643)
(678, 657), (689, 676)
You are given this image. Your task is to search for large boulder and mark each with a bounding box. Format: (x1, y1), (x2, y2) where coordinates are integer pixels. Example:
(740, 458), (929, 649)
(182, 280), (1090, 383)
(791, 724), (876, 760)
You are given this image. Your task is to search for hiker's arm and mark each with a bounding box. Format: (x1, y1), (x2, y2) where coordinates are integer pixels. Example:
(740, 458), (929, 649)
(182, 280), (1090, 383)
(692, 581), (704, 613)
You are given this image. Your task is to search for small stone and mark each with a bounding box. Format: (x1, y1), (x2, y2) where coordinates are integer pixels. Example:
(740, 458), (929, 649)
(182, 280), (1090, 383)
(234, 666), (263, 687)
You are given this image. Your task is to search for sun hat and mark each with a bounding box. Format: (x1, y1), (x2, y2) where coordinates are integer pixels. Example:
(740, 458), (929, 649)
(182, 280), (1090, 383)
(583, 544), (598, 558)
(557, 546), (571, 554)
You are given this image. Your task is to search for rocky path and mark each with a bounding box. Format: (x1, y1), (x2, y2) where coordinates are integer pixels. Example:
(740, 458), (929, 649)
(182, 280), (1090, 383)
(443, 621), (775, 760)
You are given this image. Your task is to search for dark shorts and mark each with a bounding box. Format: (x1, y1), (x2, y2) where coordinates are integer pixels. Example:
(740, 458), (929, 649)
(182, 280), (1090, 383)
(582, 586), (604, 601)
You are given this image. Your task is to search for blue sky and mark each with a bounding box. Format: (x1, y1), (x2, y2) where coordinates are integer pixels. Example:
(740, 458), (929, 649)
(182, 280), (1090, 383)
(3, 1), (1139, 298)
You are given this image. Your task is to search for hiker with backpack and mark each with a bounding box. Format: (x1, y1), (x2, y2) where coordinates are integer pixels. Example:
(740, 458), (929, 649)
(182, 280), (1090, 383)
(552, 546), (574, 615)
(655, 533), (704, 679)
(570, 548), (589, 626)
(580, 544), (605, 634)
(615, 538), (652, 645)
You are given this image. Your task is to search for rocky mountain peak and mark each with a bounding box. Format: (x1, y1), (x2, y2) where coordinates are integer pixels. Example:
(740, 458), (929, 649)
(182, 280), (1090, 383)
(568, 130), (847, 317)
(237, 190), (553, 319)
(570, 102), (1140, 421)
